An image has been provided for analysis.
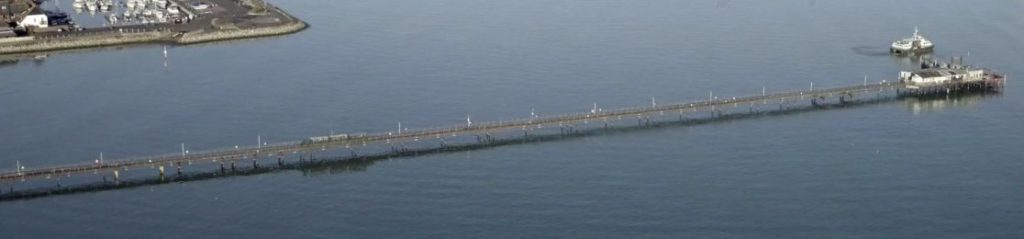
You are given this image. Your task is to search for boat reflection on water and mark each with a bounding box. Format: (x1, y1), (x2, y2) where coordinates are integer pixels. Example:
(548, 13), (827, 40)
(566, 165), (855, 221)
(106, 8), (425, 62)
(0, 54), (50, 68)
(0, 58), (19, 68)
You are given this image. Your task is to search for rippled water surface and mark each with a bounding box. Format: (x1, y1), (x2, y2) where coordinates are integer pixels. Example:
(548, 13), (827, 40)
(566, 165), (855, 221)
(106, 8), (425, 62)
(2, 0), (1024, 238)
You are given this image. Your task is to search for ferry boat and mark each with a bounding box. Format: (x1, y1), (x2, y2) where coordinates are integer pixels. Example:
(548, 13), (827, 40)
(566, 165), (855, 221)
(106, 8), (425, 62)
(891, 28), (934, 55)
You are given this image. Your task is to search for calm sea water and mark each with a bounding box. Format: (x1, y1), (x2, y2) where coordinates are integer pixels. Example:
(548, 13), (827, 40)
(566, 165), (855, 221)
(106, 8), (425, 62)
(2, 0), (1024, 238)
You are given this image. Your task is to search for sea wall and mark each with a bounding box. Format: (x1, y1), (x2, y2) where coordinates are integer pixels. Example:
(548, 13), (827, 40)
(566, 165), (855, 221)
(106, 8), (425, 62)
(175, 20), (308, 45)
(0, 36), (35, 46)
(0, 32), (170, 55)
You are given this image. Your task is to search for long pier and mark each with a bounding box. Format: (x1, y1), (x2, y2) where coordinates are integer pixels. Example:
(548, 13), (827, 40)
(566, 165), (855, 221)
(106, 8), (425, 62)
(0, 74), (1007, 189)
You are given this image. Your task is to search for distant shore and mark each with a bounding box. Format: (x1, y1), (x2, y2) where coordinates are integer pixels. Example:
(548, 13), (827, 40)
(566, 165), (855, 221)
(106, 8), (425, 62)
(0, 1), (306, 55)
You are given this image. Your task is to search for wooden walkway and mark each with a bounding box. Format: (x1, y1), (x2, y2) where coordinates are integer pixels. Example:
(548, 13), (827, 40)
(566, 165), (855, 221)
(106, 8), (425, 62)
(0, 76), (1006, 183)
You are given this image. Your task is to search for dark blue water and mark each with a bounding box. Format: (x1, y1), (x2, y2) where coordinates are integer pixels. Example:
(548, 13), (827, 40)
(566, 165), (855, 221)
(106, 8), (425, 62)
(2, 0), (1024, 238)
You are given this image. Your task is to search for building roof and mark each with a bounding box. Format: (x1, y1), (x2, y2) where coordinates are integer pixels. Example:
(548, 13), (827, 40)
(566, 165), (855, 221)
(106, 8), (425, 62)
(915, 68), (968, 78)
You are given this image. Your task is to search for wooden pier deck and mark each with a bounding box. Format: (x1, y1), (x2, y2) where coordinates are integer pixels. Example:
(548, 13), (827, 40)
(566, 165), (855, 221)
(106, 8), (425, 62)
(0, 76), (1006, 185)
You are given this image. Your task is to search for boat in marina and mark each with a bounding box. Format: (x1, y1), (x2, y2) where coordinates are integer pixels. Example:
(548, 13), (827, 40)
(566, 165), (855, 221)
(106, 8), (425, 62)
(166, 5), (180, 16)
(86, 0), (98, 12)
(154, 11), (166, 22)
(891, 28), (934, 55)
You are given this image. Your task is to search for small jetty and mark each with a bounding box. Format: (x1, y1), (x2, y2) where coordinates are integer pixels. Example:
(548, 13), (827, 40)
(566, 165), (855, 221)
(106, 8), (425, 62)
(0, 58), (1006, 201)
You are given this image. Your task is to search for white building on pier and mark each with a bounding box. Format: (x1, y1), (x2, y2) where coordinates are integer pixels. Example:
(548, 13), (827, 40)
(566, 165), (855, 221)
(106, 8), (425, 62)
(899, 68), (984, 88)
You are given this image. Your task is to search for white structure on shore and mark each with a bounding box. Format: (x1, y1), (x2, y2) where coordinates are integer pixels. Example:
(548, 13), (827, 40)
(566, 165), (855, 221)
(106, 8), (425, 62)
(18, 12), (48, 28)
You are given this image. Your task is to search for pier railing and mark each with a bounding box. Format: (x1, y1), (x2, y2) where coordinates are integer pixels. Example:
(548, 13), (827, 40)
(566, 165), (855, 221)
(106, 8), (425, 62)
(0, 77), (1005, 182)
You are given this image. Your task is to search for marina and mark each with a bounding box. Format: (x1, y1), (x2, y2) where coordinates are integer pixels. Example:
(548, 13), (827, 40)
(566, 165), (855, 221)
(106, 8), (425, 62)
(0, 0), (305, 54)
(63, 0), (189, 26)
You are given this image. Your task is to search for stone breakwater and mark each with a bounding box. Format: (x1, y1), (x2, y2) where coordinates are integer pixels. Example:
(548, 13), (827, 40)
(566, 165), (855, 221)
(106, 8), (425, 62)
(175, 21), (308, 45)
(0, 32), (172, 55)
(0, 21), (306, 55)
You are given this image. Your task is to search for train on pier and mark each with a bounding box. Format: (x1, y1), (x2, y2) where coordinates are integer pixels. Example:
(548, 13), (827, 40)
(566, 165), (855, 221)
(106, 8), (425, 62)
(301, 133), (367, 145)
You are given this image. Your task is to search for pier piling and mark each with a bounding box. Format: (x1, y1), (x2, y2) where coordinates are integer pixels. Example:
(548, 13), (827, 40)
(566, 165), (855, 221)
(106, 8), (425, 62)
(0, 76), (1006, 196)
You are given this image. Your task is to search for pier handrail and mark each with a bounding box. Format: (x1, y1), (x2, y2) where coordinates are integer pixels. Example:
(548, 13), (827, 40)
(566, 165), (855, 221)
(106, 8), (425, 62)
(8, 79), (1002, 182)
